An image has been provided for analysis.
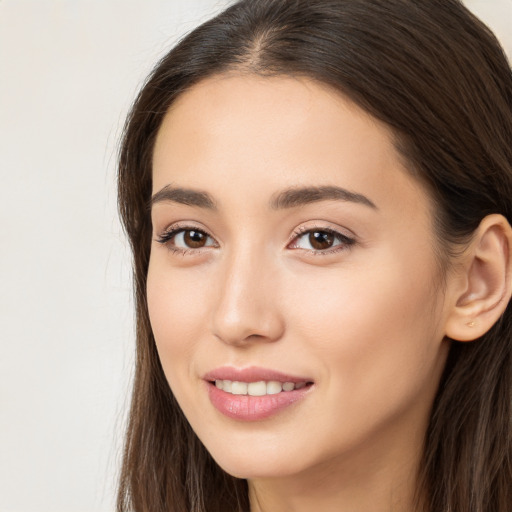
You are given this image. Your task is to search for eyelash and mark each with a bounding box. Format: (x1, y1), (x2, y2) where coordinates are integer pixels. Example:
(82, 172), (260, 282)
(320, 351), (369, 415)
(289, 225), (356, 256)
(155, 223), (356, 256)
(155, 224), (216, 256)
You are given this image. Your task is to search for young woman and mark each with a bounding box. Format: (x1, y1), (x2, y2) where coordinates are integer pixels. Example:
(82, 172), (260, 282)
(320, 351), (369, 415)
(116, 1), (512, 511)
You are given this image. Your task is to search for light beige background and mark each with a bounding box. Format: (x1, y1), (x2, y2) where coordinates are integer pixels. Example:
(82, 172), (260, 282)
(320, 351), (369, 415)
(0, 1), (510, 511)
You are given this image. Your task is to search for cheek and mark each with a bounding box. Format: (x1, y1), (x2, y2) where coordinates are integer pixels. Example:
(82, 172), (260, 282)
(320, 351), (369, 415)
(291, 257), (436, 338)
(287, 252), (444, 406)
(146, 260), (211, 383)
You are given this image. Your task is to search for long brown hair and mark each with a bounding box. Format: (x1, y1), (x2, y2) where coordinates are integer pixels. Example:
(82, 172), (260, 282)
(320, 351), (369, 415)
(117, 1), (512, 510)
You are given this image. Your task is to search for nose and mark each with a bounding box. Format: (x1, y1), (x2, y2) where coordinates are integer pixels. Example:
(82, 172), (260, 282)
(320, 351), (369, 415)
(211, 249), (285, 346)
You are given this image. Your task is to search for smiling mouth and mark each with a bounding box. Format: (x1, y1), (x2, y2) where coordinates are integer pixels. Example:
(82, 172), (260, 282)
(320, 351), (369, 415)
(211, 379), (312, 396)
(205, 371), (314, 420)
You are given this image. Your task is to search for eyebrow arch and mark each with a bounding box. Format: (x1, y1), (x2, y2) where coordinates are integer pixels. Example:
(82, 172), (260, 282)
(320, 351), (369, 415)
(270, 186), (377, 210)
(150, 185), (217, 210)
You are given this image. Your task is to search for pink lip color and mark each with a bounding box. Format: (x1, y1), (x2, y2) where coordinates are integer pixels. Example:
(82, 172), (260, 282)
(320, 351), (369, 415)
(203, 366), (313, 421)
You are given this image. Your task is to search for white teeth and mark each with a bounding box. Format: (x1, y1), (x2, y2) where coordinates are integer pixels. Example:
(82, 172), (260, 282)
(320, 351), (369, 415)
(247, 381), (267, 396)
(214, 379), (308, 395)
(267, 381), (282, 394)
(231, 381), (248, 395)
(282, 382), (295, 392)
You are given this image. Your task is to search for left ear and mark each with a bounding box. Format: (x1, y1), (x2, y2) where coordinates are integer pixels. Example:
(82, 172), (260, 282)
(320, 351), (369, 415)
(445, 214), (512, 342)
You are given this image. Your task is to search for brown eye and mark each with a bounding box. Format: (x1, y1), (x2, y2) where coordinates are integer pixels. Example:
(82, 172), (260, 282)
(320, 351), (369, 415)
(157, 227), (217, 251)
(309, 231), (335, 250)
(183, 230), (208, 248)
(289, 227), (355, 253)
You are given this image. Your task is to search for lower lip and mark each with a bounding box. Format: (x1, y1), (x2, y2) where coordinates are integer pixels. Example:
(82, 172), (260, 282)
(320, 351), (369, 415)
(206, 382), (312, 421)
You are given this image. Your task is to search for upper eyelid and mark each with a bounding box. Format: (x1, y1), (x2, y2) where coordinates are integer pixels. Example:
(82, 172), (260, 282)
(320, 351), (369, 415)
(290, 227), (354, 246)
(155, 223), (218, 247)
(289, 223), (356, 242)
(158, 221), (214, 237)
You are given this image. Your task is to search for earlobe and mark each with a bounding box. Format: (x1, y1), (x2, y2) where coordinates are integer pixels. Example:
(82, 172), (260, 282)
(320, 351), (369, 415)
(445, 214), (512, 342)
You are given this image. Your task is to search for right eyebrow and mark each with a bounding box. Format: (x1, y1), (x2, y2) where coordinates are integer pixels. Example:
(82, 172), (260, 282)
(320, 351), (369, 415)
(150, 185), (217, 210)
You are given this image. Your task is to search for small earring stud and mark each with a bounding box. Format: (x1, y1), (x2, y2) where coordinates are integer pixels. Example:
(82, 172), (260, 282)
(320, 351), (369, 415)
(468, 321), (476, 328)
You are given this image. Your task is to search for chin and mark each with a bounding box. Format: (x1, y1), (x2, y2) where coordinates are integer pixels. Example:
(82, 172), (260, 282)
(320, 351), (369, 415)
(203, 441), (309, 480)
(216, 459), (297, 480)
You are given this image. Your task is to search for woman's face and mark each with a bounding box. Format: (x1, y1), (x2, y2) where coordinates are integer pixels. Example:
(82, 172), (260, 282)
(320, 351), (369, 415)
(148, 75), (453, 481)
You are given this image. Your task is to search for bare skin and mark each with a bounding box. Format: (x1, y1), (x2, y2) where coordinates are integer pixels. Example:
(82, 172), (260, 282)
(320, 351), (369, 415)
(147, 74), (511, 512)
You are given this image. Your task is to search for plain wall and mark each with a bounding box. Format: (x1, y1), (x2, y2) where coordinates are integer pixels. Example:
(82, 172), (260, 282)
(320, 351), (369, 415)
(0, 1), (510, 511)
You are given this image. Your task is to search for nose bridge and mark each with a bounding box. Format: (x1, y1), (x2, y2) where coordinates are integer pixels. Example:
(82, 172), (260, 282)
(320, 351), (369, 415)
(212, 243), (284, 345)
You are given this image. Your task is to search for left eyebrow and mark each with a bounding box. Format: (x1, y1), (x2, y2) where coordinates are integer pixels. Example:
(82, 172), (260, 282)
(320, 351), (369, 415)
(270, 186), (377, 210)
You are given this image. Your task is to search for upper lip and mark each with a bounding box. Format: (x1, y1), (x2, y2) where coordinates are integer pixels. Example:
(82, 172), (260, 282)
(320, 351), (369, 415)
(203, 366), (313, 383)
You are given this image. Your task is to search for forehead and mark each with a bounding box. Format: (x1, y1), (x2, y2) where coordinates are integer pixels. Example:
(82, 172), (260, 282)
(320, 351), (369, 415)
(152, 74), (430, 219)
(154, 74), (394, 169)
